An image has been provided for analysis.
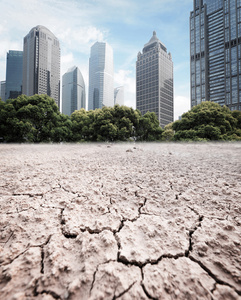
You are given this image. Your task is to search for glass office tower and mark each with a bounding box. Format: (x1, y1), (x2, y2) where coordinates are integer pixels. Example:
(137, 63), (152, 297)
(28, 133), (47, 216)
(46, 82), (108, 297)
(136, 31), (173, 128)
(5, 50), (23, 100)
(190, 0), (241, 111)
(62, 66), (86, 116)
(88, 42), (114, 110)
(23, 25), (60, 107)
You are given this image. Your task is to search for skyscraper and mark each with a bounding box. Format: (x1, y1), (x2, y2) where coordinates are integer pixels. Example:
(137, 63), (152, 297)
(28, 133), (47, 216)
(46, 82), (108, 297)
(114, 86), (124, 105)
(190, 0), (241, 111)
(88, 42), (114, 110)
(136, 31), (173, 128)
(23, 25), (60, 107)
(5, 50), (23, 100)
(62, 66), (86, 116)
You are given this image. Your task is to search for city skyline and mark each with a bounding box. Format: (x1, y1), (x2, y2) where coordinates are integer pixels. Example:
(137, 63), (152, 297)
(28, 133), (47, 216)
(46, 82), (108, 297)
(0, 0), (192, 120)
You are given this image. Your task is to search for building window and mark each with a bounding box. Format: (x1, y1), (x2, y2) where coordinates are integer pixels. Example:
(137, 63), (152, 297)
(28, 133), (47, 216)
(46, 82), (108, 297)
(192, 87), (195, 100)
(201, 57), (205, 70)
(226, 78), (230, 92)
(202, 84), (205, 97)
(196, 61), (200, 85)
(191, 30), (194, 43)
(232, 77), (238, 103)
(226, 92), (231, 104)
(226, 63), (230, 77)
(231, 47), (237, 76)
(225, 48), (230, 62)
(191, 74), (195, 86)
(225, 14), (229, 28)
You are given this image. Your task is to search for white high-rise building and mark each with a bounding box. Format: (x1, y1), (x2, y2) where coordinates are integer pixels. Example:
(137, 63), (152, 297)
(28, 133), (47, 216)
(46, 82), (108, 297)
(88, 42), (114, 110)
(62, 66), (86, 116)
(23, 25), (60, 107)
(136, 31), (173, 128)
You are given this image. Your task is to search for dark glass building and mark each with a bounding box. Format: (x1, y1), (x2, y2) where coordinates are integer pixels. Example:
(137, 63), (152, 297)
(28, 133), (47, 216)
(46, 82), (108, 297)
(190, 0), (241, 111)
(5, 50), (23, 101)
(136, 32), (173, 128)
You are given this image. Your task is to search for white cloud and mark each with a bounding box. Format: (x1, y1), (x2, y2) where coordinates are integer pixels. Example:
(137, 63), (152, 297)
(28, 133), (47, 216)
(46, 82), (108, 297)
(114, 69), (136, 108)
(59, 26), (107, 54)
(0, 40), (22, 58)
(61, 53), (75, 74)
(0, 24), (6, 35)
(174, 95), (190, 121)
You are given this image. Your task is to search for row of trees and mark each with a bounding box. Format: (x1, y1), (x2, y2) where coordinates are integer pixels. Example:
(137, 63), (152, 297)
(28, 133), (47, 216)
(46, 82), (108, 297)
(171, 101), (241, 141)
(0, 95), (163, 143)
(0, 94), (241, 143)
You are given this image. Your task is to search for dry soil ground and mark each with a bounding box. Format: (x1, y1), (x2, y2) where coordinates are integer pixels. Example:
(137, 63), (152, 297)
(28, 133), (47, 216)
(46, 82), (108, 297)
(0, 143), (241, 300)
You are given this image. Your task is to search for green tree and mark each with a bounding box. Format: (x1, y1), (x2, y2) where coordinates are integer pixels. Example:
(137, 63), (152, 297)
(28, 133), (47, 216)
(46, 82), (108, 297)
(71, 109), (97, 141)
(0, 94), (72, 143)
(172, 101), (240, 141)
(112, 105), (141, 141)
(136, 111), (163, 141)
(232, 110), (241, 129)
(0, 99), (32, 142)
(162, 122), (175, 141)
(71, 105), (141, 142)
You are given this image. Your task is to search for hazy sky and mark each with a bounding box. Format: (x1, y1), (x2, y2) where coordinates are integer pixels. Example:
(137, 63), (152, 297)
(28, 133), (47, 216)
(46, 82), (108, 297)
(0, 0), (193, 119)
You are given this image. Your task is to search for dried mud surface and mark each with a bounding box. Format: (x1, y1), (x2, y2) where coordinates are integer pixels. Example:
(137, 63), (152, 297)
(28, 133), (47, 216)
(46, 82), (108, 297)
(0, 143), (241, 300)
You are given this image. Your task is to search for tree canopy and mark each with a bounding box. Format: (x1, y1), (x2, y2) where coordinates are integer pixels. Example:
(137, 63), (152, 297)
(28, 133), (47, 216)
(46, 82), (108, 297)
(172, 101), (241, 141)
(70, 105), (163, 142)
(0, 95), (163, 143)
(1, 96), (241, 143)
(0, 95), (72, 143)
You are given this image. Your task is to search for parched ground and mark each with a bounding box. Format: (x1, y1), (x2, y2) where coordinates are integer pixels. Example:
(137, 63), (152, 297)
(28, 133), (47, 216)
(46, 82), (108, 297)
(0, 143), (241, 300)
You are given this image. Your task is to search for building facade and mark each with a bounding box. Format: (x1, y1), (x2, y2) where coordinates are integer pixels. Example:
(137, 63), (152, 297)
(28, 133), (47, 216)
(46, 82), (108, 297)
(23, 25), (60, 107)
(136, 31), (173, 128)
(5, 50), (23, 101)
(88, 42), (114, 110)
(62, 66), (86, 116)
(114, 86), (124, 105)
(0, 81), (6, 102)
(190, 0), (241, 111)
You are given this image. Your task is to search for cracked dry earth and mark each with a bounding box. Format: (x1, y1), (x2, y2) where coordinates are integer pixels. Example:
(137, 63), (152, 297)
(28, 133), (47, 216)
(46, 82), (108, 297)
(0, 143), (241, 300)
